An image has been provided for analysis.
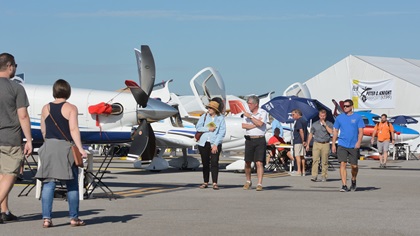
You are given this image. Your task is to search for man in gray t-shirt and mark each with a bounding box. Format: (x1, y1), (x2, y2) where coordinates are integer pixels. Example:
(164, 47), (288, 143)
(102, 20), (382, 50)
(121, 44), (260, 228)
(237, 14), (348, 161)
(306, 109), (333, 182)
(0, 53), (32, 223)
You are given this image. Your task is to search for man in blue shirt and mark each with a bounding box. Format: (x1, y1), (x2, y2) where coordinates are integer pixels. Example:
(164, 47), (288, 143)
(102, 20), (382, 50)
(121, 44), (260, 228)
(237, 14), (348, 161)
(271, 119), (284, 138)
(291, 109), (308, 176)
(332, 99), (365, 192)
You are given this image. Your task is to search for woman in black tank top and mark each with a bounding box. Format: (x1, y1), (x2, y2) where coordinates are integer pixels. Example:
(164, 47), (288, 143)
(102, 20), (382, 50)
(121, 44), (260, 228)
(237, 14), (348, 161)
(35, 79), (87, 228)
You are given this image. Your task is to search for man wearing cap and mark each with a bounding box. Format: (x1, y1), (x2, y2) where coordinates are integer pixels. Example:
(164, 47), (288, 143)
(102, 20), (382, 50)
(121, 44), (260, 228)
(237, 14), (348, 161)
(242, 95), (268, 191)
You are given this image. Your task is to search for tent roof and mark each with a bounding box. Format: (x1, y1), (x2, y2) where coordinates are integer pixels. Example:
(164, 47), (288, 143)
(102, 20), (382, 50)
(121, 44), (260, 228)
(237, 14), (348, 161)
(354, 55), (420, 87)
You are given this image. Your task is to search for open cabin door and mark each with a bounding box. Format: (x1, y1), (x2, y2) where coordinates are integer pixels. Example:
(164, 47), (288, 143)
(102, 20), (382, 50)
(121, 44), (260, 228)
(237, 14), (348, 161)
(189, 67), (226, 114)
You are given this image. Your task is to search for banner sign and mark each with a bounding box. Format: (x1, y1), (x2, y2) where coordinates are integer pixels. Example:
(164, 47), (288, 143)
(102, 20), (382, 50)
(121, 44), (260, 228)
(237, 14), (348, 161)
(351, 79), (395, 109)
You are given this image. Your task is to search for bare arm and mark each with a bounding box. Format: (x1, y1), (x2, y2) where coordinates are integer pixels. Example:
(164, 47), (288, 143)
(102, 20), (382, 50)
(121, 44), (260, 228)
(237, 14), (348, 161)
(40, 105), (48, 139)
(355, 127), (364, 149)
(243, 112), (264, 127)
(391, 125), (396, 144)
(17, 107), (32, 157)
(324, 124), (333, 135)
(299, 129), (306, 147)
(242, 123), (256, 130)
(331, 128), (339, 153)
(306, 133), (313, 151)
(371, 129), (377, 144)
(68, 104), (87, 157)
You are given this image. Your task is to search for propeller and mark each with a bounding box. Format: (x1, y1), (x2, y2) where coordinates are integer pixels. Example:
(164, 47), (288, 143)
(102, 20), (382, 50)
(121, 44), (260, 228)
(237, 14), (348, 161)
(125, 45), (174, 161)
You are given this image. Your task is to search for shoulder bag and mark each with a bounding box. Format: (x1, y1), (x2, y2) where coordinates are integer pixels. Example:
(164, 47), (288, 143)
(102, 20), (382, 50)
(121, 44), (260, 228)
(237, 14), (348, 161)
(195, 114), (207, 141)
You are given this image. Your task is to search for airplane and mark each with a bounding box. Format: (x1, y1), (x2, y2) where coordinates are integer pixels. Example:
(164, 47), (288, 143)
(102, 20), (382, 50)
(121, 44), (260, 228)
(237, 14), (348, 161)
(169, 73), (283, 171)
(142, 66), (286, 171)
(146, 67), (250, 170)
(23, 45), (179, 164)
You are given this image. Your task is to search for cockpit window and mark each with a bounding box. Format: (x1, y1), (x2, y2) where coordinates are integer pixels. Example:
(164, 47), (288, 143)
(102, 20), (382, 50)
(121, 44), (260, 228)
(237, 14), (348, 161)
(362, 116), (369, 125)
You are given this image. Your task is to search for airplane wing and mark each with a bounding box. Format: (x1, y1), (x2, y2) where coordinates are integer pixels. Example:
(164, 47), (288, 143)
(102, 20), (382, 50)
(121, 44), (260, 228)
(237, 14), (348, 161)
(155, 133), (197, 148)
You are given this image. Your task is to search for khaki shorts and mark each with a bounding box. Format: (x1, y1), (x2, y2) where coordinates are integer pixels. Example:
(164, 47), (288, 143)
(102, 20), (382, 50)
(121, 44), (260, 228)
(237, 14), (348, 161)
(0, 146), (24, 176)
(294, 144), (306, 156)
(377, 141), (390, 154)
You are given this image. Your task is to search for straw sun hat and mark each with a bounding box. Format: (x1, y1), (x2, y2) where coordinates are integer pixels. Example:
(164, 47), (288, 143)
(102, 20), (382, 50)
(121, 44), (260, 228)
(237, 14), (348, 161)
(206, 101), (220, 113)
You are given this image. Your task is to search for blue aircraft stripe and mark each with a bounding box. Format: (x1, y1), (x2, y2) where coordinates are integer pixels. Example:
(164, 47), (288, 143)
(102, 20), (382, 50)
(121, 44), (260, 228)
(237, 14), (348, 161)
(31, 128), (132, 144)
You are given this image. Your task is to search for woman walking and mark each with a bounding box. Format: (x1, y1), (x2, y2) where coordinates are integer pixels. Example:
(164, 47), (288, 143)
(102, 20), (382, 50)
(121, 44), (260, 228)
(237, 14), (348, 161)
(196, 99), (226, 190)
(35, 79), (87, 228)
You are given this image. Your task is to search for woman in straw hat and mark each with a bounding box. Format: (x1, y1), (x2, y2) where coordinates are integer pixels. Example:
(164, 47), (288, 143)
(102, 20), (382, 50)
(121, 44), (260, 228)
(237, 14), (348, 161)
(196, 98), (226, 190)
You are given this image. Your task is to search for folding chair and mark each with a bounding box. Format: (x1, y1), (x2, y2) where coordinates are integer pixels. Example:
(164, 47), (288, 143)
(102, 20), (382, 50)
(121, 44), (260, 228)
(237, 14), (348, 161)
(393, 143), (408, 160)
(18, 154), (38, 197)
(84, 145), (116, 200)
(409, 144), (420, 160)
(266, 145), (283, 171)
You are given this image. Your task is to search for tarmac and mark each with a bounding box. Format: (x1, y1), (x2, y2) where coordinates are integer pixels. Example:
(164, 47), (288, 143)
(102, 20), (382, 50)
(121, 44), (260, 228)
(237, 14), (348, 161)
(1, 155), (420, 236)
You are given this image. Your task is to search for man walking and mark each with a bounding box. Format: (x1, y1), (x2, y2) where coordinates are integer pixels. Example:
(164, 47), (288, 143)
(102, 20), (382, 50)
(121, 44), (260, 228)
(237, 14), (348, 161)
(332, 99), (364, 192)
(371, 114), (395, 168)
(306, 109), (333, 182)
(242, 95), (267, 191)
(0, 53), (32, 223)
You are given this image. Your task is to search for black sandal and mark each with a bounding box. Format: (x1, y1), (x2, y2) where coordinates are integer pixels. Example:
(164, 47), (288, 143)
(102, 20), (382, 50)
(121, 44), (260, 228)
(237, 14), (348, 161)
(213, 184), (219, 190)
(199, 183), (208, 189)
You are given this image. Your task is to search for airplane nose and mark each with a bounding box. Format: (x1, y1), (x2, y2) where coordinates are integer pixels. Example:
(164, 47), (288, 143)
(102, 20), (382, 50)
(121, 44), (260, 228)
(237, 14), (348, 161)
(136, 98), (178, 121)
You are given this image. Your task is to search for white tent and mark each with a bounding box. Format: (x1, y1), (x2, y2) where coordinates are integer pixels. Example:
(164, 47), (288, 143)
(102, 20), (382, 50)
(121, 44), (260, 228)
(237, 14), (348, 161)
(303, 55), (420, 117)
(300, 55), (420, 146)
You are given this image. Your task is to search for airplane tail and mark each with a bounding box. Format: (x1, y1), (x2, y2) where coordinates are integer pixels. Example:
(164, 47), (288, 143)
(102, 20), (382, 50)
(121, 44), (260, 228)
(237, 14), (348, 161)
(332, 99), (344, 117)
(258, 91), (275, 106)
(283, 82), (311, 98)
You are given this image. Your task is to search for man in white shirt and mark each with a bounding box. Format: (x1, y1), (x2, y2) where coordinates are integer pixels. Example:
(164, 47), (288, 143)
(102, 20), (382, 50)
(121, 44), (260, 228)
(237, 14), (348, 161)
(242, 95), (268, 191)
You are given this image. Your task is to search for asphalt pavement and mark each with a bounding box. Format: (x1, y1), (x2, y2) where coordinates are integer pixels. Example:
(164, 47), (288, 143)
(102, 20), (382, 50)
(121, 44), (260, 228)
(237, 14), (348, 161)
(1, 155), (419, 236)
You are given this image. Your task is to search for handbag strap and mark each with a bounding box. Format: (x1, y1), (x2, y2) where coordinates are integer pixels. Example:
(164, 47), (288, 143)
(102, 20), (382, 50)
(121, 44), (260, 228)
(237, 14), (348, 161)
(47, 104), (71, 143)
(202, 113), (207, 127)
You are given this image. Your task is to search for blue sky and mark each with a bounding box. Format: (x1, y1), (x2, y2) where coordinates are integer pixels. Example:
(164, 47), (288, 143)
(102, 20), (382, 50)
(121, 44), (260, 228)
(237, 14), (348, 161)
(2, 1), (420, 97)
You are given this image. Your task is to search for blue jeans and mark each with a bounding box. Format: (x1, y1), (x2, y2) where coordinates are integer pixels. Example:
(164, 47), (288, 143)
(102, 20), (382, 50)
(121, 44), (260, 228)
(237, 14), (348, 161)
(41, 165), (80, 219)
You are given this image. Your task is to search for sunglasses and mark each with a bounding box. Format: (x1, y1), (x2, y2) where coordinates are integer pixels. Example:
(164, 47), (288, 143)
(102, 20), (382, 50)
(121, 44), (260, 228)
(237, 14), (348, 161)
(343, 104), (352, 108)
